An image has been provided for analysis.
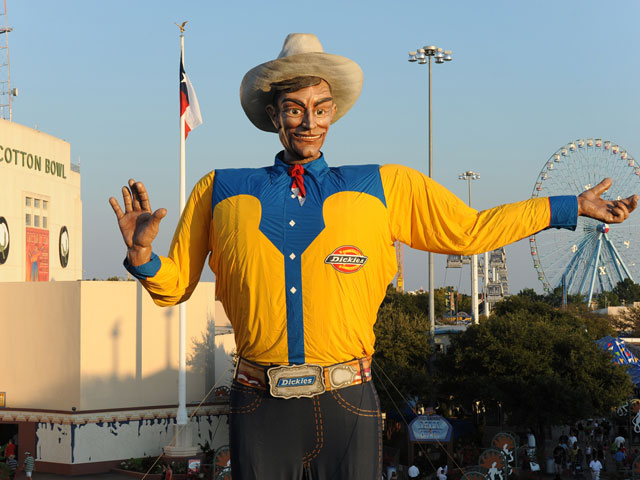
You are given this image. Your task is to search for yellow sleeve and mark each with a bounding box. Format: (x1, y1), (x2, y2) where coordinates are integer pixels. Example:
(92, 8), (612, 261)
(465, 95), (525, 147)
(137, 171), (214, 306)
(380, 164), (551, 255)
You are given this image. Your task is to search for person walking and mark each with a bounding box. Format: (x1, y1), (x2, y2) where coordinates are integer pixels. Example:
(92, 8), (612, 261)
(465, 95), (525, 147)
(23, 451), (34, 479)
(589, 456), (602, 480)
(6, 454), (17, 480)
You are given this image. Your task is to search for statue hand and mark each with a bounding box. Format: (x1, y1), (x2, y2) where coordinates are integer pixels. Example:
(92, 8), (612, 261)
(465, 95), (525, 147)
(577, 178), (638, 224)
(108, 179), (167, 266)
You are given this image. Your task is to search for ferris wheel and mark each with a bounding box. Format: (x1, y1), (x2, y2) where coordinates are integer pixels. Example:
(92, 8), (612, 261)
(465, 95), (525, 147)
(530, 138), (640, 304)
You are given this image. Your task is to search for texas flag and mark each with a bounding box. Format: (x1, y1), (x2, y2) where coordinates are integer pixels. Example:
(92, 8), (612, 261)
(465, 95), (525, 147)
(180, 52), (203, 139)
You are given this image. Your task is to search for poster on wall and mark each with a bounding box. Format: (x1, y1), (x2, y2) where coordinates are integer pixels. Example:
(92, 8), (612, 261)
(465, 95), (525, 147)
(25, 227), (49, 281)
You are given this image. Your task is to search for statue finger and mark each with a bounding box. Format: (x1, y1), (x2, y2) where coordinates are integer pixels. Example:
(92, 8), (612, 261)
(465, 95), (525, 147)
(122, 185), (133, 212)
(624, 194), (639, 213)
(589, 178), (612, 198)
(129, 179), (142, 210)
(108, 197), (125, 220)
(152, 208), (167, 221)
(135, 182), (152, 212)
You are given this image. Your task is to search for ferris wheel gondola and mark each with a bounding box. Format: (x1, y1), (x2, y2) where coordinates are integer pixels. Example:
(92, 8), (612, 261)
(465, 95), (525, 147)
(530, 138), (640, 304)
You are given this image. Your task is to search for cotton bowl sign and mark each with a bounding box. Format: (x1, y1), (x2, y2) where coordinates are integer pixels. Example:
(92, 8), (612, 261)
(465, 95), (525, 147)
(408, 415), (453, 442)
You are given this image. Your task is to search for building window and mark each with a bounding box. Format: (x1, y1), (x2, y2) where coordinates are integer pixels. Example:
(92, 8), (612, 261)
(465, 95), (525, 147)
(25, 213), (31, 226)
(42, 217), (48, 229)
(34, 215), (40, 227)
(34, 199), (40, 208)
(25, 197), (32, 207)
(43, 200), (48, 210)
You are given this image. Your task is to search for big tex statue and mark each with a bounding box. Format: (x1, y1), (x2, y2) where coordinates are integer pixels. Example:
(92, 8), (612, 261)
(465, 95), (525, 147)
(110, 33), (637, 479)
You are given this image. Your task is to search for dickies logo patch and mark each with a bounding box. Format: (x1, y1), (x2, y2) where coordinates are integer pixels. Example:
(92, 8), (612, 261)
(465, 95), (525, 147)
(324, 246), (368, 273)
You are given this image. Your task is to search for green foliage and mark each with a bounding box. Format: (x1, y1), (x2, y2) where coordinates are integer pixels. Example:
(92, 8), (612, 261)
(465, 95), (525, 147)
(0, 463), (10, 480)
(597, 290), (620, 309)
(374, 303), (434, 413)
(437, 297), (633, 431)
(381, 284), (471, 322)
(613, 279), (640, 305)
(119, 457), (165, 474)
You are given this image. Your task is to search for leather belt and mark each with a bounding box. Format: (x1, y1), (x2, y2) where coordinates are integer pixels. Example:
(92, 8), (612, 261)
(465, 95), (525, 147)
(235, 356), (372, 398)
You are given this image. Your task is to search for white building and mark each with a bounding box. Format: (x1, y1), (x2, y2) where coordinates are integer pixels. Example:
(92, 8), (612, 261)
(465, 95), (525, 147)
(0, 120), (235, 475)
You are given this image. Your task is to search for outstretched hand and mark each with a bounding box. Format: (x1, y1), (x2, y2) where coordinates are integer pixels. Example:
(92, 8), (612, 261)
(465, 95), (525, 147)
(108, 179), (167, 266)
(578, 178), (638, 224)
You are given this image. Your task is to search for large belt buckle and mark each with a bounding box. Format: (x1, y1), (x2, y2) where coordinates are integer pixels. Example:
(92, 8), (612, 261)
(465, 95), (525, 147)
(267, 364), (326, 399)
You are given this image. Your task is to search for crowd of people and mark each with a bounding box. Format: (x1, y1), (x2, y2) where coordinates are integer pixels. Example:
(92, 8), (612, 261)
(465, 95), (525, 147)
(552, 419), (637, 480)
(1, 440), (34, 480)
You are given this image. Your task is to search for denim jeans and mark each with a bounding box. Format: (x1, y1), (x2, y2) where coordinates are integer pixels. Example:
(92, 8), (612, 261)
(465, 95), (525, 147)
(229, 379), (382, 479)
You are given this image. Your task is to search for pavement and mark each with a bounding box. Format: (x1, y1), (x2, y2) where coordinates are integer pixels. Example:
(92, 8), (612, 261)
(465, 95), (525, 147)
(20, 474), (135, 480)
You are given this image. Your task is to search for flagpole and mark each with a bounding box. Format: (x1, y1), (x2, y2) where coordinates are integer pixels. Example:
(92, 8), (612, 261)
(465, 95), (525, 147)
(176, 30), (188, 427)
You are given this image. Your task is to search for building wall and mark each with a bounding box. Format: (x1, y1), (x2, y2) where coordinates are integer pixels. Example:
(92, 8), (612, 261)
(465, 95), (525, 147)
(79, 280), (216, 410)
(0, 281), (82, 410)
(0, 119), (82, 282)
(0, 279), (234, 473)
(0, 280), (222, 411)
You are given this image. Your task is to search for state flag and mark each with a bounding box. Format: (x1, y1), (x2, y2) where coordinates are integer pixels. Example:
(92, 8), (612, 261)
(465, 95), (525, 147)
(180, 52), (202, 138)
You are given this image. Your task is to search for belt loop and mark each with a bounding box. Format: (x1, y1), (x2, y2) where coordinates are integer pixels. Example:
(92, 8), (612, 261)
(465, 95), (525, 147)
(358, 357), (364, 379)
(233, 357), (241, 380)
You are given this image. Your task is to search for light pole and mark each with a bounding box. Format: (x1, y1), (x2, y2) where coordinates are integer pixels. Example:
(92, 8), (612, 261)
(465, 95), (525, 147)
(458, 170), (480, 324)
(408, 45), (452, 335)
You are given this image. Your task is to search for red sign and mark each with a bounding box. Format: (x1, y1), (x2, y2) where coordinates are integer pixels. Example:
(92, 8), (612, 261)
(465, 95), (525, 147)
(25, 227), (49, 281)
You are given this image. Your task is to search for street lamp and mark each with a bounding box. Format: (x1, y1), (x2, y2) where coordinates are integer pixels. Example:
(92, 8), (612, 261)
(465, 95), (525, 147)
(408, 45), (453, 335)
(458, 170), (480, 324)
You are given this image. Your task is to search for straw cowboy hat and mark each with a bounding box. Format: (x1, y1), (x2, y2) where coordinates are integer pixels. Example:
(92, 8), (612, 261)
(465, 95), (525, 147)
(240, 33), (363, 133)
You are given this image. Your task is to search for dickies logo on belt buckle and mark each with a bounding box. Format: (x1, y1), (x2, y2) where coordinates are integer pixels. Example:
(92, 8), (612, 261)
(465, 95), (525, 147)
(267, 364), (326, 399)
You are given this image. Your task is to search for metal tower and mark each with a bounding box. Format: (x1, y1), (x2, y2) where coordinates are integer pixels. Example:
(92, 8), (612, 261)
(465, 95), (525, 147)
(0, 0), (13, 121)
(395, 241), (404, 292)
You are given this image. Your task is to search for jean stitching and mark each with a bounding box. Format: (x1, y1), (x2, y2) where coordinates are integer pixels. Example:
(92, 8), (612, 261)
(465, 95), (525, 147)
(330, 389), (379, 417)
(302, 396), (324, 463)
(230, 384), (263, 413)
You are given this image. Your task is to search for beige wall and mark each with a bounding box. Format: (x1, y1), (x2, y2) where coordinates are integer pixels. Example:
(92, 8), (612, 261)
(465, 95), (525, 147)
(0, 280), (227, 411)
(1, 281), (82, 410)
(0, 119), (82, 282)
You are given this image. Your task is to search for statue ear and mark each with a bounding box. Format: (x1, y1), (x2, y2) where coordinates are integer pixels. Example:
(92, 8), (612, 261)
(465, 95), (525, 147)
(265, 104), (280, 129)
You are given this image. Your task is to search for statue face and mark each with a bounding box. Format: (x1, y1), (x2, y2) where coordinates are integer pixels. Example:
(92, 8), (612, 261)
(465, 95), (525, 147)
(266, 80), (337, 164)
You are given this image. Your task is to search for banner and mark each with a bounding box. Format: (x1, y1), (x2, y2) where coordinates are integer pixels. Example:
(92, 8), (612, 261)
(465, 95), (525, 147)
(25, 227), (49, 281)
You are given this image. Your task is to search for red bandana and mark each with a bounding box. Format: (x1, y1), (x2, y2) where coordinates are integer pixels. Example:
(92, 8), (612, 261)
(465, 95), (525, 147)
(288, 164), (306, 197)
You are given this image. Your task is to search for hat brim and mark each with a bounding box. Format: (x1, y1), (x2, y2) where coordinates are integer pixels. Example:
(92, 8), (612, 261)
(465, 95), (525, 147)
(240, 52), (363, 133)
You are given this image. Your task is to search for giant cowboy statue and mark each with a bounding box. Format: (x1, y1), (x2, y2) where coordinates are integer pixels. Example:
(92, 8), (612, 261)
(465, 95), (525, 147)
(109, 34), (637, 479)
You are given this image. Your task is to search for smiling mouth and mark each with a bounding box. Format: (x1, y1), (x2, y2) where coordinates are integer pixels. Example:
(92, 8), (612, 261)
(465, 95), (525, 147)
(294, 133), (322, 141)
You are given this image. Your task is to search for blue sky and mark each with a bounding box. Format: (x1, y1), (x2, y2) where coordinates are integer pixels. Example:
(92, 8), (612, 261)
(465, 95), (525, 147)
(7, 0), (640, 293)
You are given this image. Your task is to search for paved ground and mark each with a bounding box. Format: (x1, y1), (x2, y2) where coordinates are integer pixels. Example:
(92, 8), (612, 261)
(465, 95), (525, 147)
(19, 474), (132, 480)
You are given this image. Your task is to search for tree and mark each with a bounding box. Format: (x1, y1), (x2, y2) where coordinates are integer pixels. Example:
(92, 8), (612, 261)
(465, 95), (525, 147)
(436, 297), (633, 462)
(612, 303), (640, 336)
(613, 279), (640, 305)
(542, 285), (585, 307)
(517, 288), (544, 303)
(597, 290), (620, 309)
(373, 303), (434, 414)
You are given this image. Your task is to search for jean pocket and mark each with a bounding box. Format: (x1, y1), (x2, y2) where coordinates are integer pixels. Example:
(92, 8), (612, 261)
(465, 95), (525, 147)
(330, 383), (381, 418)
(230, 382), (264, 414)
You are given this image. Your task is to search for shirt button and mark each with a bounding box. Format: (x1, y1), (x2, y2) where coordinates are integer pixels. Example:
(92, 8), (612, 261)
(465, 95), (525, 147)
(289, 220), (295, 227)
(289, 253), (296, 260)
(290, 287), (297, 294)
(291, 194), (296, 198)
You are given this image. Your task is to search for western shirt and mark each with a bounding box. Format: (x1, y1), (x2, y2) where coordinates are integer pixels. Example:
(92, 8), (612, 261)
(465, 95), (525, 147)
(126, 153), (577, 366)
